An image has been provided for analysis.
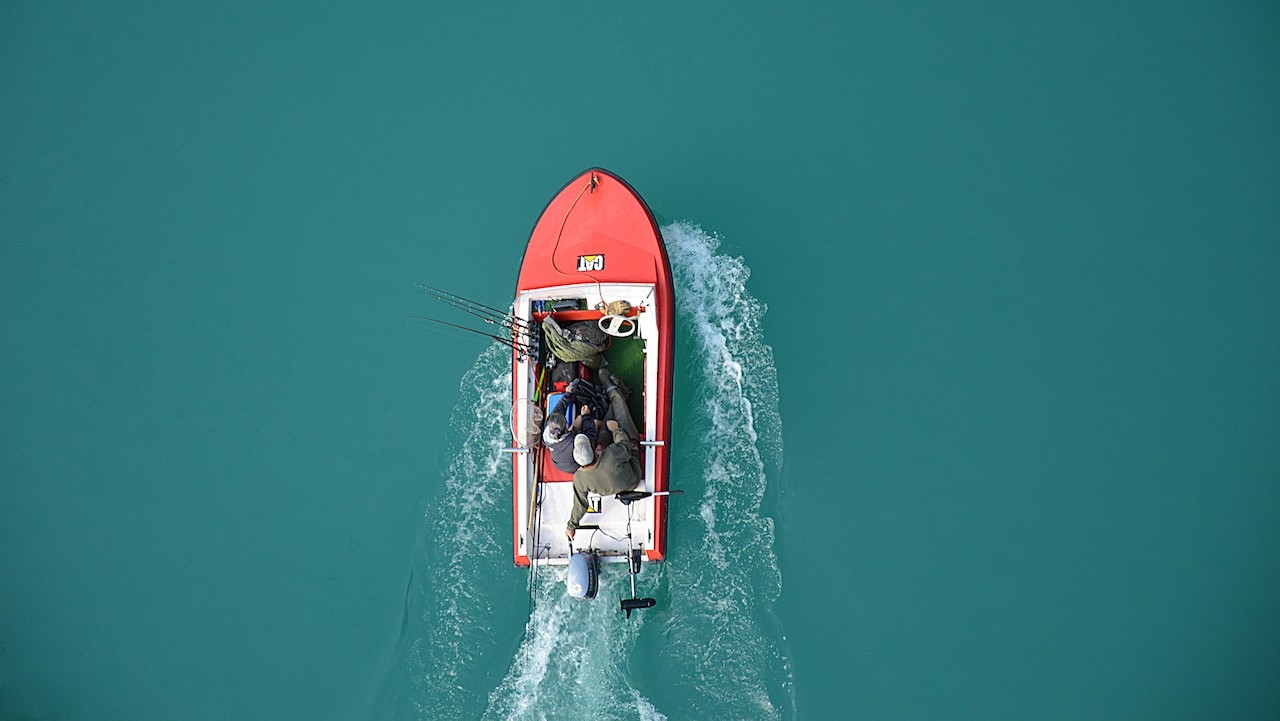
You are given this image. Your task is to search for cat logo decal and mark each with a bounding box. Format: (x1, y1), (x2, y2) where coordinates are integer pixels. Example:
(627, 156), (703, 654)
(576, 254), (605, 272)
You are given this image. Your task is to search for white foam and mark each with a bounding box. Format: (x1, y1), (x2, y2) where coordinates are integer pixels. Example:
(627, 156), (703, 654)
(660, 222), (795, 720)
(413, 344), (512, 716)
(483, 570), (667, 721)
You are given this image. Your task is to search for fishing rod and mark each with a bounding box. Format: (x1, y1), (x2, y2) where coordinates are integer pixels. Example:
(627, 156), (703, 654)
(417, 284), (531, 330)
(407, 315), (532, 356)
(428, 292), (533, 337)
(526, 357), (553, 612)
(416, 283), (532, 331)
(527, 455), (547, 613)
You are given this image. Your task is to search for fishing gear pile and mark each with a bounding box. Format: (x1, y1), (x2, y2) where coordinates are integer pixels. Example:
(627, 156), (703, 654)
(542, 316), (609, 369)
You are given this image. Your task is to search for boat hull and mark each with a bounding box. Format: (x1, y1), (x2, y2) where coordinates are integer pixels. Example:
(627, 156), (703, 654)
(510, 169), (673, 567)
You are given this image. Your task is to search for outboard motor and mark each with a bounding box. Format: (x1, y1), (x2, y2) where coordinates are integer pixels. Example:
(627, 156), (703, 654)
(566, 551), (599, 600)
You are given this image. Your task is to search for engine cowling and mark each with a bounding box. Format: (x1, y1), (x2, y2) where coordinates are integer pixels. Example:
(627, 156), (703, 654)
(566, 552), (599, 600)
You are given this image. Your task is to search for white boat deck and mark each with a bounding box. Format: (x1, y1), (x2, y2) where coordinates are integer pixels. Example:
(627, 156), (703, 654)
(511, 282), (663, 567)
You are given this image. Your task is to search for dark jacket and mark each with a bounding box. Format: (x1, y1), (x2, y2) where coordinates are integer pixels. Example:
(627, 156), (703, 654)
(549, 420), (597, 473)
(547, 392), (598, 473)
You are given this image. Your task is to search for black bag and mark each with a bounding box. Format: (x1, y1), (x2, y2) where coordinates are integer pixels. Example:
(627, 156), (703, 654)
(567, 321), (609, 351)
(551, 360), (580, 385)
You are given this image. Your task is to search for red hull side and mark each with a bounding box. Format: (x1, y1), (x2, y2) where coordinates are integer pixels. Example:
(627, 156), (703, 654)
(513, 169), (674, 564)
(517, 169), (670, 293)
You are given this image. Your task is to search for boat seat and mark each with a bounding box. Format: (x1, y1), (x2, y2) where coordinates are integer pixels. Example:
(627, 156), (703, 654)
(541, 455), (574, 483)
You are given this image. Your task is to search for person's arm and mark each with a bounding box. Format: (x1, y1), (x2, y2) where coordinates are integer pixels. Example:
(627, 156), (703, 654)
(571, 404), (590, 431)
(606, 419), (629, 445)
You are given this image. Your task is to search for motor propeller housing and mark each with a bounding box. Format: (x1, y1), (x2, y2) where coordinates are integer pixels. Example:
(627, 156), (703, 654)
(620, 597), (656, 618)
(566, 551), (599, 600)
(564, 491), (683, 618)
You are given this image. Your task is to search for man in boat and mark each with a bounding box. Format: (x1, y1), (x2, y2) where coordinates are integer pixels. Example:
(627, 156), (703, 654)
(565, 369), (641, 539)
(543, 401), (598, 474)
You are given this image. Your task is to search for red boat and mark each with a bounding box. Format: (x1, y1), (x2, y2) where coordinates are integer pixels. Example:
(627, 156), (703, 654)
(506, 169), (674, 608)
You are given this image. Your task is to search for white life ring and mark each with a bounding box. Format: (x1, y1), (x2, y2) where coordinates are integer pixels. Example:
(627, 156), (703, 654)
(598, 314), (636, 337)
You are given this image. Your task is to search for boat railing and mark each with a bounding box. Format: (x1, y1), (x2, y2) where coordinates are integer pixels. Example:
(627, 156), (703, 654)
(530, 306), (643, 324)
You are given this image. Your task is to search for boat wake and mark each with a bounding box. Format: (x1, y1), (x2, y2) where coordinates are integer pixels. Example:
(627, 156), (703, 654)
(386, 344), (514, 720)
(658, 222), (794, 720)
(482, 573), (667, 721)
(392, 223), (792, 720)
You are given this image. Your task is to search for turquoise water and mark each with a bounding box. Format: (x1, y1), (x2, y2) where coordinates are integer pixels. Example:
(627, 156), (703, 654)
(3, 3), (1278, 720)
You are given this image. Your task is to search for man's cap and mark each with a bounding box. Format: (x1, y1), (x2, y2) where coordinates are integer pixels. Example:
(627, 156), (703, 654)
(573, 433), (595, 466)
